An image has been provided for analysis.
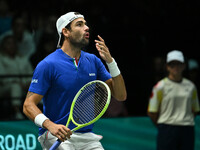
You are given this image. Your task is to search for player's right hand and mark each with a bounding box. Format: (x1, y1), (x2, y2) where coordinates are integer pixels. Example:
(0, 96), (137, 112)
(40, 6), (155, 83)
(43, 119), (72, 142)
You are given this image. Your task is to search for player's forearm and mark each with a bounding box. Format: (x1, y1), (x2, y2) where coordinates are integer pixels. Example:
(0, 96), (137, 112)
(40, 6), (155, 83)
(111, 75), (127, 101)
(105, 58), (127, 101)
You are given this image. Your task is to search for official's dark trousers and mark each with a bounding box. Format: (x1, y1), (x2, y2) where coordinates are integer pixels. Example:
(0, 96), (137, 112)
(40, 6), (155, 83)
(157, 124), (194, 150)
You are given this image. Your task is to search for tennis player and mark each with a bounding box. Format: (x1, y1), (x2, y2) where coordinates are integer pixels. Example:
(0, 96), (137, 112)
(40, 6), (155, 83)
(23, 12), (127, 150)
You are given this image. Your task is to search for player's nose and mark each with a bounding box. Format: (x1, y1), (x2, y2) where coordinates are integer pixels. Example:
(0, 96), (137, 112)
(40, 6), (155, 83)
(84, 25), (89, 32)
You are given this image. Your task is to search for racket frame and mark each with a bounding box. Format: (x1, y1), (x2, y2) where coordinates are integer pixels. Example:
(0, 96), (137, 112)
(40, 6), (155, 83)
(67, 80), (111, 131)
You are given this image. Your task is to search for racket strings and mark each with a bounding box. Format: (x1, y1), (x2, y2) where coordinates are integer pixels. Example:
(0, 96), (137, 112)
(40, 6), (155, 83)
(72, 83), (108, 124)
(73, 84), (107, 123)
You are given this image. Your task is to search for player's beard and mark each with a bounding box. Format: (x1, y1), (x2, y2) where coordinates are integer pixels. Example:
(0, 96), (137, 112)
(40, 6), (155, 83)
(69, 32), (89, 49)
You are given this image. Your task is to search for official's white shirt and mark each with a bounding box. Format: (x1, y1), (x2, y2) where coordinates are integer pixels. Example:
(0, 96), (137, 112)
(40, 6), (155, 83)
(148, 77), (200, 126)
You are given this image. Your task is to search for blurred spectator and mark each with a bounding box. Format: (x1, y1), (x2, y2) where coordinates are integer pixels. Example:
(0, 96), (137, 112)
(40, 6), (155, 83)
(42, 14), (58, 38)
(0, 35), (33, 120)
(31, 13), (58, 47)
(0, 0), (12, 35)
(0, 13), (36, 59)
(30, 35), (57, 68)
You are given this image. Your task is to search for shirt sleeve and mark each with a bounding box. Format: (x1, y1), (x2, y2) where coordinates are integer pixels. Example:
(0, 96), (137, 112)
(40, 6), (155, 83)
(28, 60), (52, 96)
(191, 87), (200, 113)
(148, 84), (163, 113)
(95, 56), (111, 82)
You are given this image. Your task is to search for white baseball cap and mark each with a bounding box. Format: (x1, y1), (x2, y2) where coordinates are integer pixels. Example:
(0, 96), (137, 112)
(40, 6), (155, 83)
(167, 50), (184, 63)
(56, 12), (84, 47)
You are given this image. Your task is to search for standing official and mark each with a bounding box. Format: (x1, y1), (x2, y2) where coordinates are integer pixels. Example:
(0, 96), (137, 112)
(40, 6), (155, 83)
(148, 50), (200, 150)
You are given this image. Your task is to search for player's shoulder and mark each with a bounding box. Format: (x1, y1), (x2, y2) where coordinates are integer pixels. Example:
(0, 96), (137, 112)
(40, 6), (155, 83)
(81, 51), (101, 63)
(82, 51), (97, 59)
(44, 49), (60, 60)
(39, 49), (64, 66)
(35, 49), (60, 69)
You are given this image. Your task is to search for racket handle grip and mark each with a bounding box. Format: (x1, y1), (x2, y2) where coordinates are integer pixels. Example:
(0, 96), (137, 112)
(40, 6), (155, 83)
(49, 139), (61, 150)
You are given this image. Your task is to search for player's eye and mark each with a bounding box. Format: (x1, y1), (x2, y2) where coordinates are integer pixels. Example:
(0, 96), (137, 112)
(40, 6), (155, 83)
(76, 22), (83, 27)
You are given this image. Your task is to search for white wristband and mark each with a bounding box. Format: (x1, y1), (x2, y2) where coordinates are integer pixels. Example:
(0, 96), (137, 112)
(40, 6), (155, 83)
(106, 58), (121, 77)
(34, 114), (49, 128)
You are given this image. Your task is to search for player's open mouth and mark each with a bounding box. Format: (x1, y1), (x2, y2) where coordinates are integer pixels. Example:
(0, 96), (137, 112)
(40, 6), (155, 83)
(85, 32), (90, 39)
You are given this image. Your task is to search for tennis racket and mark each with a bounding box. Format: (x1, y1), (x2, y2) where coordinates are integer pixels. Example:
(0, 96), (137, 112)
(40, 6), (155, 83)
(49, 80), (111, 150)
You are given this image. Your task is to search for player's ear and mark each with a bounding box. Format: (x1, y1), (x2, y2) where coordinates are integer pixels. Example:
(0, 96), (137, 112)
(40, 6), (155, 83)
(62, 28), (70, 38)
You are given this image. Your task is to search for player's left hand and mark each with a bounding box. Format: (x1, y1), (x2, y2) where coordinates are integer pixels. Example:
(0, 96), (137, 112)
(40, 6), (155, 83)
(95, 35), (113, 63)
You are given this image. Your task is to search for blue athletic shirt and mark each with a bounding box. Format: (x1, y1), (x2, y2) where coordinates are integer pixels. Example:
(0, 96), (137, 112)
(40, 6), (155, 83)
(28, 49), (111, 136)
